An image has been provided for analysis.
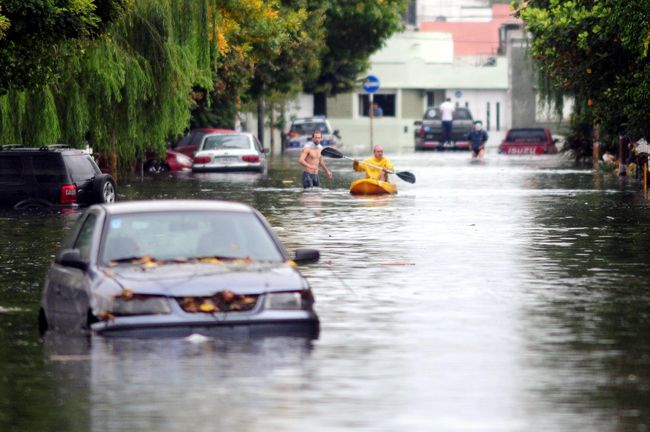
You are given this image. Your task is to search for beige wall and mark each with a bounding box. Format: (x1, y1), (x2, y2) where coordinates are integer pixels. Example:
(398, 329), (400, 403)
(327, 93), (354, 119)
(401, 89), (423, 119)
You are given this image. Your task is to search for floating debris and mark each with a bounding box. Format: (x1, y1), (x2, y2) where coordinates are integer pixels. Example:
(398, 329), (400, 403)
(185, 333), (211, 344)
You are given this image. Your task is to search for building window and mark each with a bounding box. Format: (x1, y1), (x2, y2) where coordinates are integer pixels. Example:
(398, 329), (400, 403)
(359, 94), (395, 117)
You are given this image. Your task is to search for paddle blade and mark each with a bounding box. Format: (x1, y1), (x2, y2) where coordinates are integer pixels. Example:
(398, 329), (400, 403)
(396, 171), (416, 184)
(321, 147), (343, 159)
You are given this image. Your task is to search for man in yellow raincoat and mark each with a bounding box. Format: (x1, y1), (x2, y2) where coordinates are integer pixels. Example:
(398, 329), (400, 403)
(352, 145), (394, 181)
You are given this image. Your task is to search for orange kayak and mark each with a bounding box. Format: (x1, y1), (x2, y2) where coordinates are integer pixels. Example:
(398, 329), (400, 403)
(349, 178), (397, 195)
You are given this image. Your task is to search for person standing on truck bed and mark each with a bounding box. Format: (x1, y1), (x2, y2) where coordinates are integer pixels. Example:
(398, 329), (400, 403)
(440, 98), (455, 145)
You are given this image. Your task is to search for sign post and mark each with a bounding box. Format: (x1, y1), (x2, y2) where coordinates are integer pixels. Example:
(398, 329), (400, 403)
(363, 75), (380, 151)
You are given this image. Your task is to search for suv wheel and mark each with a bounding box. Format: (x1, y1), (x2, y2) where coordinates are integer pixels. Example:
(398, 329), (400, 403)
(93, 174), (116, 203)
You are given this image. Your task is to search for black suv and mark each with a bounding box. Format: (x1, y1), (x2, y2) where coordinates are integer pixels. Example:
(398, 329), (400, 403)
(0, 145), (116, 209)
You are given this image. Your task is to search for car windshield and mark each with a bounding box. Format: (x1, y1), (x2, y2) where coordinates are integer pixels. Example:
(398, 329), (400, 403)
(101, 211), (284, 265)
(290, 121), (330, 135)
(507, 129), (547, 142)
(201, 135), (251, 151)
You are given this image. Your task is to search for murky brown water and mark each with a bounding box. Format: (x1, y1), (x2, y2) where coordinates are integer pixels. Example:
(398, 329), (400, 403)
(2, 150), (650, 431)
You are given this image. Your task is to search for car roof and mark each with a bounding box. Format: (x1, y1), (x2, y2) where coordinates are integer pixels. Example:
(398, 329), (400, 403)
(96, 200), (254, 215)
(0, 145), (88, 155)
(291, 116), (328, 124)
(202, 131), (252, 138)
(190, 128), (235, 133)
(507, 128), (548, 132)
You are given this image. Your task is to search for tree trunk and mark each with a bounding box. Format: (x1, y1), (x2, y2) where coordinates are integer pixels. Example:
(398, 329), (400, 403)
(280, 104), (287, 155)
(592, 121), (600, 170)
(257, 94), (265, 148)
(270, 104), (275, 156)
(111, 126), (118, 183)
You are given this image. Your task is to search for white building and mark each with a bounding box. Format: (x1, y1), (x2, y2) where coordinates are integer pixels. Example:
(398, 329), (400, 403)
(273, 30), (509, 154)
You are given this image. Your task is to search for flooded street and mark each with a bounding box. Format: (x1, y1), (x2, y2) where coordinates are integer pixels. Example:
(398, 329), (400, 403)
(2, 150), (650, 431)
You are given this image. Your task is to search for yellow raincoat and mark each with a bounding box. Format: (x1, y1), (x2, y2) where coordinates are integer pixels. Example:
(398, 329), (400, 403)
(354, 157), (394, 180)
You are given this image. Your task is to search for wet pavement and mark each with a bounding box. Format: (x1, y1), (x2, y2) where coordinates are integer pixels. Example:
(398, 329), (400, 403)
(2, 149), (650, 431)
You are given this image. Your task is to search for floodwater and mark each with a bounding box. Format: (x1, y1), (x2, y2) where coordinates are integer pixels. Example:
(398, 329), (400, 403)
(2, 150), (650, 432)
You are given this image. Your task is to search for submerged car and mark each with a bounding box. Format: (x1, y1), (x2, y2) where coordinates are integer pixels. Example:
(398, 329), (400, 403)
(414, 107), (474, 151)
(173, 128), (236, 159)
(283, 116), (341, 152)
(498, 128), (559, 155)
(38, 200), (320, 337)
(0, 145), (116, 209)
(192, 132), (267, 173)
(144, 149), (193, 173)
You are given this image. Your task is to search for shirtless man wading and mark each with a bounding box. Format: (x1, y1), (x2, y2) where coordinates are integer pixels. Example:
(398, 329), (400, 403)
(298, 130), (332, 188)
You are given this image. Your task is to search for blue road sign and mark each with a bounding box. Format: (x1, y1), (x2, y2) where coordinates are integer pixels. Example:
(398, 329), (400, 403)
(363, 75), (380, 93)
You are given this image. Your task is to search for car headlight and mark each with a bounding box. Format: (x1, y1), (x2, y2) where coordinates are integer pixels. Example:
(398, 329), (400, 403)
(265, 291), (313, 310)
(108, 295), (172, 316)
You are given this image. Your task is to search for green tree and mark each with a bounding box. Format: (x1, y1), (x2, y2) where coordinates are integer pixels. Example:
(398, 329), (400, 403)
(305, 0), (408, 112)
(0, 5), (9, 40)
(0, 0), (126, 93)
(0, 0), (216, 177)
(194, 0), (324, 130)
(514, 0), (650, 159)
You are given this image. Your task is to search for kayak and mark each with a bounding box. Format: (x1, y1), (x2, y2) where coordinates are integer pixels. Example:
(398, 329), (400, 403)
(349, 178), (397, 195)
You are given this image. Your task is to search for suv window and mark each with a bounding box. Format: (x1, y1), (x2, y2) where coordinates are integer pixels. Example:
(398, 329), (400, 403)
(31, 155), (67, 183)
(64, 154), (99, 182)
(0, 156), (23, 181)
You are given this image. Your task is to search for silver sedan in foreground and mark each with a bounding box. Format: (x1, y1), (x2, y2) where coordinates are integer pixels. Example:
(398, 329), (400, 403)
(38, 200), (320, 338)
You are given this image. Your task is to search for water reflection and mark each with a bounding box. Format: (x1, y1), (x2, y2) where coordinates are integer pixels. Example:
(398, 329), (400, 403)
(43, 332), (315, 432)
(4, 152), (650, 431)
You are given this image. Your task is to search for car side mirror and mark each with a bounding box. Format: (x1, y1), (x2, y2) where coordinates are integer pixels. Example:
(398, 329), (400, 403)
(553, 138), (559, 144)
(333, 130), (341, 139)
(414, 120), (422, 127)
(293, 248), (320, 265)
(56, 249), (88, 271)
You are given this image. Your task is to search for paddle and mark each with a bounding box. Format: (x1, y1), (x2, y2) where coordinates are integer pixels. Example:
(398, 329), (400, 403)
(321, 147), (416, 184)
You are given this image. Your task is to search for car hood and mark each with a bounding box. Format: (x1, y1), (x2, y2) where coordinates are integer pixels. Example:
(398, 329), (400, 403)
(104, 261), (306, 296)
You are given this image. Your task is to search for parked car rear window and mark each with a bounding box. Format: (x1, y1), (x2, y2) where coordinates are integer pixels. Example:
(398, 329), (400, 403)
(202, 135), (251, 151)
(423, 107), (472, 120)
(64, 154), (99, 182)
(507, 129), (547, 142)
(454, 109), (472, 120)
(31, 155), (67, 183)
(0, 156), (23, 181)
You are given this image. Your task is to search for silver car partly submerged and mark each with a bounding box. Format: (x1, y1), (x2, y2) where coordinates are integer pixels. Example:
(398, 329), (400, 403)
(38, 200), (320, 338)
(192, 132), (267, 173)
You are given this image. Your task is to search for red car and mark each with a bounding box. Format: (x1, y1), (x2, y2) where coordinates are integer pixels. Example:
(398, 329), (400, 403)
(144, 149), (193, 173)
(96, 149), (193, 174)
(173, 128), (236, 158)
(498, 128), (559, 155)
